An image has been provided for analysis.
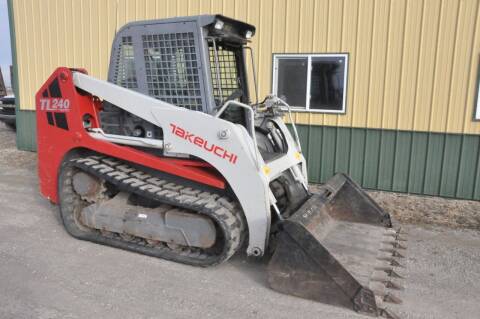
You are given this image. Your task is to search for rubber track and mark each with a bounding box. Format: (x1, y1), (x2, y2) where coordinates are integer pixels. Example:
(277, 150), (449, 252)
(66, 155), (246, 267)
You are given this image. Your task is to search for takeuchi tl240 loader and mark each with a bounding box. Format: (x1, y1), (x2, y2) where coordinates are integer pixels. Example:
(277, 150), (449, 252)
(36, 15), (407, 318)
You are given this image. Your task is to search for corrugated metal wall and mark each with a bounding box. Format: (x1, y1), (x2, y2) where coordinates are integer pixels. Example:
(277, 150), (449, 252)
(11, 0), (480, 134)
(294, 125), (480, 200)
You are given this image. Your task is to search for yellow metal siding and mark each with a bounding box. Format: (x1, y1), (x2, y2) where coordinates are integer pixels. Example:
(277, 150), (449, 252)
(12, 0), (480, 134)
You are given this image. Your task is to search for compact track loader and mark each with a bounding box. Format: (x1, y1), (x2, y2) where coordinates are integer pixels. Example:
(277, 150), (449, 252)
(36, 15), (406, 318)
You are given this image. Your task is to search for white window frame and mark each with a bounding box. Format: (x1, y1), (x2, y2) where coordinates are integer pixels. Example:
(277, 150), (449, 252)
(272, 53), (348, 114)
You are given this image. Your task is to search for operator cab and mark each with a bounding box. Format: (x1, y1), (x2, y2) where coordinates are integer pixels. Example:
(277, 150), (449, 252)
(101, 15), (255, 138)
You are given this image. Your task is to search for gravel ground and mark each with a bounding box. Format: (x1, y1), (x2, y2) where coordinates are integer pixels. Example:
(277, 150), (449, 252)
(1, 121), (479, 319)
(0, 124), (35, 170)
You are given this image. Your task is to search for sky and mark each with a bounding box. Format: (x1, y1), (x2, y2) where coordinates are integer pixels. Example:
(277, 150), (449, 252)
(0, 0), (12, 88)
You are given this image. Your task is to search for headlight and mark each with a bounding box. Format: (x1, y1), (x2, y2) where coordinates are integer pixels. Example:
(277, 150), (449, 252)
(214, 20), (224, 30)
(245, 30), (253, 39)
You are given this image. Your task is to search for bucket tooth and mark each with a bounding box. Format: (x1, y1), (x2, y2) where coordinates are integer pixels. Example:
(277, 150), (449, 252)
(396, 236), (408, 242)
(392, 251), (405, 258)
(383, 239), (407, 250)
(392, 241), (407, 250)
(384, 232), (398, 239)
(267, 173), (407, 317)
(379, 307), (401, 319)
(383, 293), (402, 304)
(370, 282), (387, 294)
(378, 257), (405, 268)
(380, 248), (405, 258)
(372, 275), (404, 291)
(375, 267), (405, 279)
(385, 280), (404, 291)
(383, 239), (397, 246)
(372, 279), (402, 304)
(371, 270), (389, 282)
(385, 234), (407, 243)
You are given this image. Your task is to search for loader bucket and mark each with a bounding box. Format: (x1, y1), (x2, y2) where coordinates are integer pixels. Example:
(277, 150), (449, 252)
(268, 173), (406, 319)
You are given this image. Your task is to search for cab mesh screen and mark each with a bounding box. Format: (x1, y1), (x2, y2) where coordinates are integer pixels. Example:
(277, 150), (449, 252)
(142, 32), (202, 111)
(113, 36), (138, 89)
(209, 47), (240, 105)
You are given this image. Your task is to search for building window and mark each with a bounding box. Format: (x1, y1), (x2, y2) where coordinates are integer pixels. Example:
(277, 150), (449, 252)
(273, 54), (348, 113)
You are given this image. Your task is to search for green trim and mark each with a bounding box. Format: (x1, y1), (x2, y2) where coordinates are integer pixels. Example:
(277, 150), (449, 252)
(8, 1), (36, 152)
(7, 0), (28, 150)
(15, 110), (37, 151)
(292, 124), (480, 201)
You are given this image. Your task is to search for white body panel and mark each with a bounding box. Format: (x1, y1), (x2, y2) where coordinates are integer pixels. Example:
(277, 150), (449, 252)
(73, 72), (307, 256)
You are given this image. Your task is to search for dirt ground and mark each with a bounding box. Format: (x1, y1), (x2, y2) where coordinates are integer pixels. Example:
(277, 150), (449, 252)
(369, 191), (480, 230)
(1, 121), (479, 319)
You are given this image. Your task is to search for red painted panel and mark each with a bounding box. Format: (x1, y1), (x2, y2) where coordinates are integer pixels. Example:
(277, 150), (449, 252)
(36, 68), (226, 203)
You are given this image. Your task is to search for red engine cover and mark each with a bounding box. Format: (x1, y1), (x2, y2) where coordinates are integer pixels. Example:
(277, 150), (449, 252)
(36, 68), (225, 203)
